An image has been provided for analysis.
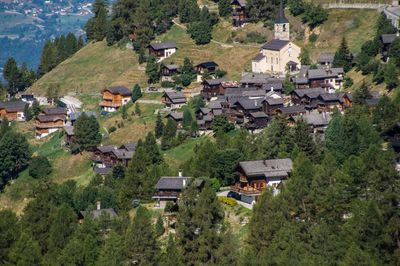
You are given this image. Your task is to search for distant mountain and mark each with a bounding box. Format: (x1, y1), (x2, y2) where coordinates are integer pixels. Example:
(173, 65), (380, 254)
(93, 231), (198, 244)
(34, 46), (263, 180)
(0, 0), (94, 78)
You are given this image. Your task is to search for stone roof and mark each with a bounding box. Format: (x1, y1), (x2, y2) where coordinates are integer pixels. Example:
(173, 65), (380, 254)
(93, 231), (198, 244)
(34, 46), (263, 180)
(43, 107), (67, 115)
(252, 53), (265, 62)
(262, 82), (283, 92)
(69, 111), (96, 121)
(80, 208), (117, 219)
(319, 53), (335, 63)
(0, 100), (27, 112)
(294, 77), (309, 84)
(166, 112), (184, 121)
(163, 64), (179, 71)
(250, 111), (268, 118)
(112, 149), (134, 160)
(265, 97), (284, 106)
(164, 91), (186, 104)
(94, 166), (113, 176)
(97, 145), (117, 153)
(241, 73), (279, 85)
(239, 159), (293, 178)
(37, 115), (65, 122)
(104, 86), (132, 97)
(196, 61), (219, 69)
(155, 176), (193, 190)
(208, 100), (223, 109)
(293, 88), (325, 98)
(381, 34), (398, 44)
(204, 78), (227, 86)
(261, 39), (290, 51)
(120, 143), (137, 152)
(149, 42), (177, 50)
(278, 105), (307, 114)
(303, 112), (331, 127)
(237, 98), (264, 110)
(319, 92), (344, 103)
(308, 68), (344, 79)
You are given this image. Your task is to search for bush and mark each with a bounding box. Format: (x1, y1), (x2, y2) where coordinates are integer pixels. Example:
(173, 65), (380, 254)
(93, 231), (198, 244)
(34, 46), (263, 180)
(109, 126), (117, 133)
(165, 201), (178, 212)
(245, 32), (266, 44)
(161, 81), (175, 88)
(309, 33), (318, 43)
(219, 196), (238, 207)
(343, 77), (354, 89)
(29, 156), (52, 179)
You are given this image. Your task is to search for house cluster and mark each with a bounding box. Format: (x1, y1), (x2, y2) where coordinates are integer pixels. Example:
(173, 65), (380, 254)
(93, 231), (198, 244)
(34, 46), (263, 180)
(153, 157), (294, 206)
(92, 143), (137, 175)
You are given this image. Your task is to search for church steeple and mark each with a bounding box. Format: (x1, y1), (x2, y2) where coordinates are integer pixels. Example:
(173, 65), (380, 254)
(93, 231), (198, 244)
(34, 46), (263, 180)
(274, 0), (290, 41)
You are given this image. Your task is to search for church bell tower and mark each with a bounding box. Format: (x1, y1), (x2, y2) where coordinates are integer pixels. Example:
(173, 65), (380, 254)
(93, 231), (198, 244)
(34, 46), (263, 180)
(274, 0), (290, 41)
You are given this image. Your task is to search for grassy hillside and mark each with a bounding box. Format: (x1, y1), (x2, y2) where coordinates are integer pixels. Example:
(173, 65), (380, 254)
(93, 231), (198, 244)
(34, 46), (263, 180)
(29, 41), (147, 96)
(29, 9), (380, 97)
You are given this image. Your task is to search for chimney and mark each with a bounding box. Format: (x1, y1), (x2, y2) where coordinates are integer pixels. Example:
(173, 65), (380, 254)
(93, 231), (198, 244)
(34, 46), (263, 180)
(182, 178), (186, 187)
(96, 201), (101, 210)
(255, 100), (258, 106)
(397, 31), (400, 37)
(178, 171), (183, 177)
(271, 86), (274, 92)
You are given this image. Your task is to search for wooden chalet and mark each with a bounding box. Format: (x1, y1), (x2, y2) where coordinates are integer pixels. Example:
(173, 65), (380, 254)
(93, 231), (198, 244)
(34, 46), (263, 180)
(302, 112), (331, 134)
(166, 112), (183, 128)
(232, 0), (249, 27)
(162, 91), (187, 110)
(148, 42), (177, 59)
(0, 100), (28, 121)
(79, 202), (117, 222)
(319, 53), (335, 66)
(100, 86), (132, 113)
(291, 88), (325, 106)
(161, 64), (179, 82)
(240, 73), (282, 89)
(63, 125), (75, 146)
(317, 93), (344, 112)
(92, 143), (136, 168)
(246, 111), (269, 131)
(36, 114), (65, 139)
(195, 61), (219, 74)
(264, 97), (284, 116)
(231, 159), (293, 200)
(153, 174), (204, 206)
(43, 107), (67, 117)
(201, 78), (227, 100)
(308, 67), (344, 90)
(235, 98), (264, 116)
(275, 105), (307, 117)
(293, 77), (309, 89)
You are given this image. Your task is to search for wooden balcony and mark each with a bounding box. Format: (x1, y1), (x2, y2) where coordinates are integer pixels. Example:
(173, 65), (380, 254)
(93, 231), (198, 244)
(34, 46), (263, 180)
(153, 191), (180, 199)
(230, 185), (262, 195)
(99, 101), (121, 108)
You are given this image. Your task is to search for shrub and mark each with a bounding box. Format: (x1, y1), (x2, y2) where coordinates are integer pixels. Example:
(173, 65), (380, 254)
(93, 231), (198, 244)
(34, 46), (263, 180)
(109, 126), (117, 133)
(29, 156), (52, 179)
(246, 32), (266, 44)
(309, 33), (318, 43)
(219, 196), (238, 207)
(161, 81), (175, 88)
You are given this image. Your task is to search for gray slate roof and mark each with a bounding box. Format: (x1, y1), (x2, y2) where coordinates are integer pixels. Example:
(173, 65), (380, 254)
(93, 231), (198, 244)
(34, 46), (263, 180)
(261, 39), (290, 51)
(44, 107), (67, 115)
(149, 42), (177, 50)
(239, 159), (293, 178)
(241, 73), (280, 85)
(80, 208), (117, 219)
(204, 78), (226, 86)
(278, 105), (306, 114)
(97, 145), (117, 153)
(120, 143), (137, 152)
(69, 111), (96, 121)
(293, 88), (325, 98)
(164, 91), (186, 104)
(105, 86), (132, 96)
(237, 98), (263, 110)
(112, 149), (134, 160)
(319, 53), (335, 63)
(250, 111), (268, 118)
(308, 68), (344, 79)
(0, 100), (27, 112)
(163, 64), (179, 71)
(94, 166), (112, 176)
(253, 53), (265, 62)
(63, 125), (74, 136)
(155, 176), (193, 190)
(37, 115), (65, 122)
(265, 97), (284, 106)
(303, 113), (331, 127)
(167, 112), (184, 121)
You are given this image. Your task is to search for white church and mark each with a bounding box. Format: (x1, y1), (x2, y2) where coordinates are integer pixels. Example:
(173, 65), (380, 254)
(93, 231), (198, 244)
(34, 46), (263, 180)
(251, 1), (302, 75)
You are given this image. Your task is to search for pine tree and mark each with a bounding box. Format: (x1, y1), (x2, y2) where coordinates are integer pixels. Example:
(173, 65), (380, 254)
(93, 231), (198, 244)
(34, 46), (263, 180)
(131, 84), (142, 102)
(9, 233), (42, 266)
(179, 0), (200, 23)
(38, 40), (57, 76)
(182, 108), (193, 129)
(126, 206), (160, 264)
(299, 48), (311, 65)
(77, 36), (85, 50)
(86, 0), (109, 41)
(155, 215), (165, 237)
(134, 103), (141, 116)
(332, 37), (353, 72)
(292, 119), (317, 160)
(161, 119), (177, 150)
(65, 33), (78, 56)
(161, 235), (182, 266)
(48, 204), (77, 251)
(0, 210), (19, 264)
(144, 132), (162, 164)
(218, 0), (232, 17)
(74, 113), (102, 152)
(121, 105), (127, 119)
(384, 62), (399, 91)
(155, 113), (164, 139)
(96, 231), (126, 265)
(3, 57), (20, 95)
(0, 131), (31, 187)
(376, 12), (397, 37)
(146, 56), (160, 84)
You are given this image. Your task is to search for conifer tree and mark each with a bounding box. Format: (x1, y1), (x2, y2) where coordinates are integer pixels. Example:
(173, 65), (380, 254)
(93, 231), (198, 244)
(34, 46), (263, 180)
(86, 0), (109, 41)
(126, 206), (160, 264)
(48, 204), (77, 251)
(155, 215), (165, 237)
(144, 132), (162, 164)
(38, 40), (57, 76)
(9, 233), (42, 266)
(155, 113), (164, 139)
(161, 235), (182, 266)
(146, 56), (160, 84)
(3, 57), (20, 95)
(332, 37), (353, 72)
(0, 210), (19, 264)
(161, 119), (177, 150)
(292, 119), (317, 160)
(218, 0), (232, 17)
(384, 62), (399, 91)
(96, 231), (126, 265)
(74, 113), (102, 152)
(131, 84), (142, 102)
(182, 108), (193, 129)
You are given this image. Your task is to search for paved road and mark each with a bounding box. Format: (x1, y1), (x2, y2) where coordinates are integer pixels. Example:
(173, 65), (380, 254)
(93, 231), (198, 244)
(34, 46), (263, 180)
(136, 99), (163, 104)
(217, 191), (253, 210)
